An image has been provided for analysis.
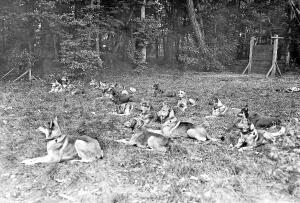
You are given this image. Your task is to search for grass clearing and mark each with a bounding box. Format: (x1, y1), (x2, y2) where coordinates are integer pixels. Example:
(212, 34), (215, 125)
(0, 71), (299, 202)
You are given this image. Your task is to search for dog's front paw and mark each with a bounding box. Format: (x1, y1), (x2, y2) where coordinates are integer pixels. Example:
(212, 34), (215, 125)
(21, 159), (36, 165)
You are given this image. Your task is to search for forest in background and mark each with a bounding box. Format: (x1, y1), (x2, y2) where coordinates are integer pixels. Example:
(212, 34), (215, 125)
(0, 0), (299, 77)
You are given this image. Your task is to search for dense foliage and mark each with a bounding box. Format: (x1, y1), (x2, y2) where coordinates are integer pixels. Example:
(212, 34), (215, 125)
(0, 0), (299, 75)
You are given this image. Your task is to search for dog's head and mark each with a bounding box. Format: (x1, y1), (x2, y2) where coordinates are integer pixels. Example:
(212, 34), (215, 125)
(89, 79), (98, 87)
(37, 116), (62, 140)
(286, 117), (300, 136)
(157, 103), (175, 121)
(208, 97), (223, 108)
(117, 103), (133, 114)
(236, 118), (255, 134)
(50, 81), (63, 93)
(124, 118), (145, 131)
(237, 105), (249, 118)
(99, 81), (108, 88)
(153, 83), (159, 90)
(178, 90), (186, 98)
(162, 116), (178, 128)
(140, 99), (152, 114)
(61, 76), (69, 84)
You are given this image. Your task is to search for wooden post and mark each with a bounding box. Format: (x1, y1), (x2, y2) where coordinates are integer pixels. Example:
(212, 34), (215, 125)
(242, 36), (256, 74)
(29, 68), (32, 81)
(266, 35), (283, 78)
(1, 68), (15, 80)
(13, 69), (29, 83)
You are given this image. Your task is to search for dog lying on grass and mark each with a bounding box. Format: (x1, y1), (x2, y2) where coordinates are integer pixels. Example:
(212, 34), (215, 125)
(21, 117), (103, 165)
(156, 103), (176, 123)
(237, 105), (281, 128)
(109, 87), (133, 104)
(137, 99), (160, 124)
(207, 97), (240, 117)
(136, 101), (175, 125)
(115, 103), (134, 115)
(116, 118), (171, 152)
(152, 83), (176, 97)
(176, 90), (197, 112)
(161, 116), (218, 142)
(233, 117), (286, 151)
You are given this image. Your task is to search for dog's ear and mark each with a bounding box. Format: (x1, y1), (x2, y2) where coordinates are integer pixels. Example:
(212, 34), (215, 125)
(250, 123), (255, 131)
(249, 122), (255, 130)
(169, 109), (175, 118)
(48, 119), (54, 129)
(53, 116), (58, 126)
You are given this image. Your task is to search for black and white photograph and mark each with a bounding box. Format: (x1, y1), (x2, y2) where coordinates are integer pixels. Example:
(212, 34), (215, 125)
(0, 0), (300, 202)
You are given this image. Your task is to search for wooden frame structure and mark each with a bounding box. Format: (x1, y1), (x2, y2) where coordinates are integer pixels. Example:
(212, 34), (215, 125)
(242, 36), (256, 74)
(266, 35), (283, 78)
(242, 35), (283, 78)
(1, 66), (41, 82)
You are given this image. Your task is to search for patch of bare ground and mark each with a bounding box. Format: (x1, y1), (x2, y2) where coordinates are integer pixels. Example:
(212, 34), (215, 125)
(0, 71), (299, 202)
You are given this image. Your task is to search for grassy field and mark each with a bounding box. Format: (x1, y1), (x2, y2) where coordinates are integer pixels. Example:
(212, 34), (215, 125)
(0, 71), (300, 203)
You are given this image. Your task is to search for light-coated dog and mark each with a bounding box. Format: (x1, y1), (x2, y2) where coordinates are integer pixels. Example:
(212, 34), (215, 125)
(207, 97), (240, 117)
(161, 116), (218, 142)
(21, 117), (103, 165)
(176, 90), (197, 112)
(234, 117), (286, 151)
(116, 118), (171, 152)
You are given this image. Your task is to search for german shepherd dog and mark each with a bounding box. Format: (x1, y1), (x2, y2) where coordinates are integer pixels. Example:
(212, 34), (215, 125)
(21, 117), (103, 165)
(109, 87), (133, 104)
(176, 90), (197, 111)
(137, 99), (159, 124)
(116, 103), (134, 115)
(161, 116), (218, 142)
(285, 118), (300, 138)
(152, 83), (176, 97)
(234, 117), (286, 151)
(156, 103), (176, 123)
(237, 105), (281, 128)
(116, 118), (171, 152)
(207, 97), (240, 117)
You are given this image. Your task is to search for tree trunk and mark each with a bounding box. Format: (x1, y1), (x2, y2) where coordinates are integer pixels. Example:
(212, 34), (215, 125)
(186, 0), (205, 48)
(163, 34), (172, 62)
(53, 34), (58, 59)
(141, 0), (146, 62)
(155, 38), (159, 59)
(96, 32), (102, 66)
(1, 19), (5, 54)
(175, 34), (180, 61)
(195, 0), (205, 39)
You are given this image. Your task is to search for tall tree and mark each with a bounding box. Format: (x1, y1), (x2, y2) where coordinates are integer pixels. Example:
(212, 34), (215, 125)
(186, 0), (205, 48)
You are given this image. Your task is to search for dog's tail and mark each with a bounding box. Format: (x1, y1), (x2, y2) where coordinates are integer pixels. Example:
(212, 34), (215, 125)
(260, 126), (286, 141)
(206, 135), (219, 142)
(115, 139), (135, 145)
